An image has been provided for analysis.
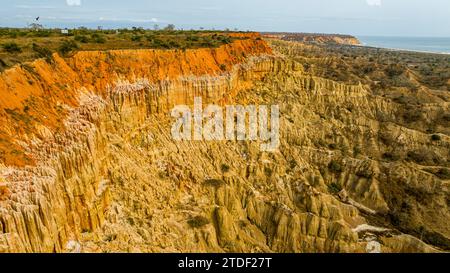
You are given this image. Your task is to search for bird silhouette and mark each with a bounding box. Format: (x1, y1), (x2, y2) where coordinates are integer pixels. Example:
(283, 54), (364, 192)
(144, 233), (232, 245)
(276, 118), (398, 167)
(36, 16), (40, 21)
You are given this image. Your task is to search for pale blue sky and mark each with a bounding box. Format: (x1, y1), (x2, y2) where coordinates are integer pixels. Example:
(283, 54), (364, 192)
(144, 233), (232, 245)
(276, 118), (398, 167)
(1, 0), (449, 37)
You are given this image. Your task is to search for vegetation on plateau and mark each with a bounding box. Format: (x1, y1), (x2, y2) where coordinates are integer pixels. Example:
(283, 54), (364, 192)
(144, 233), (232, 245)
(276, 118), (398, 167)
(0, 27), (246, 71)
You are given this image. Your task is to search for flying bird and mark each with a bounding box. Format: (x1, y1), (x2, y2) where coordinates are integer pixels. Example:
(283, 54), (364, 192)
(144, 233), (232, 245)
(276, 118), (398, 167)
(36, 16), (40, 21)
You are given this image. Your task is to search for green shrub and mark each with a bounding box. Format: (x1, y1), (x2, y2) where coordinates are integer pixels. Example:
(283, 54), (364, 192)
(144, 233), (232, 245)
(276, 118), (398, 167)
(328, 160), (342, 173)
(328, 143), (337, 150)
(168, 40), (179, 48)
(151, 38), (163, 46)
(204, 179), (225, 187)
(187, 216), (209, 228)
(436, 168), (450, 180)
(74, 35), (89, 43)
(402, 108), (423, 123)
(220, 164), (230, 173)
(327, 182), (342, 194)
(131, 35), (142, 42)
(29, 30), (52, 37)
(407, 150), (426, 164)
(385, 64), (405, 77)
(382, 152), (401, 161)
(2, 42), (21, 53)
(8, 32), (18, 38)
(58, 40), (78, 56)
(264, 167), (273, 176)
(32, 43), (53, 62)
(356, 169), (373, 179)
(94, 36), (106, 43)
(187, 35), (199, 42)
(407, 149), (441, 165)
(91, 33), (106, 43)
(158, 41), (170, 49)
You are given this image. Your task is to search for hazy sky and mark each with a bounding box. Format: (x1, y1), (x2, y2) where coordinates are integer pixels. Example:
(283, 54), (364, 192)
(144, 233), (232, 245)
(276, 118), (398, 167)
(1, 0), (449, 37)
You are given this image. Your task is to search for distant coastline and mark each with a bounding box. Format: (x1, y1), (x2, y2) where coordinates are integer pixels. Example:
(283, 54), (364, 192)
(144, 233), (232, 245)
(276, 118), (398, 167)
(357, 36), (450, 55)
(262, 32), (361, 46)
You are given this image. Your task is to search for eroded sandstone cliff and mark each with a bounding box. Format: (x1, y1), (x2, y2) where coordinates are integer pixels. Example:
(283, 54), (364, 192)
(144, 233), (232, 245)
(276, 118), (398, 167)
(263, 33), (361, 46)
(0, 35), (448, 253)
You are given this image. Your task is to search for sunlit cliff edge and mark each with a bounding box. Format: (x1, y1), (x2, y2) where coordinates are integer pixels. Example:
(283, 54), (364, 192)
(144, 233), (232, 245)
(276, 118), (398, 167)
(0, 33), (448, 253)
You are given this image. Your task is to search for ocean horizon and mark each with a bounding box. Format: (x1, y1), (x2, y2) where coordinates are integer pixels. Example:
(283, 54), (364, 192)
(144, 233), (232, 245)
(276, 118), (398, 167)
(357, 36), (450, 54)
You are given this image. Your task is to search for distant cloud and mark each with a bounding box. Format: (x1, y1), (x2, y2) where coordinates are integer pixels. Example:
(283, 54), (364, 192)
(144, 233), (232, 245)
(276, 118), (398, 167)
(366, 0), (381, 6)
(16, 5), (56, 9)
(129, 18), (160, 23)
(66, 0), (82, 6)
(199, 7), (222, 11)
(96, 17), (160, 23)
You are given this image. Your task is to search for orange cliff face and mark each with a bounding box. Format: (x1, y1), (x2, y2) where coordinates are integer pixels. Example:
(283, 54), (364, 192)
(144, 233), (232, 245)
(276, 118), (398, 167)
(0, 34), (272, 166)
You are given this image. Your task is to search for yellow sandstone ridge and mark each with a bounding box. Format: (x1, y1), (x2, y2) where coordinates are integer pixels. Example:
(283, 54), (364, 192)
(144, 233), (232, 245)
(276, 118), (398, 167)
(0, 35), (448, 253)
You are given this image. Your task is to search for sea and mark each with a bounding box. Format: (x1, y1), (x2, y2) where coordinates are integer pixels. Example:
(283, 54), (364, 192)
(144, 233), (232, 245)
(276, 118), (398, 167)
(357, 36), (450, 54)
